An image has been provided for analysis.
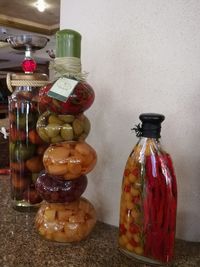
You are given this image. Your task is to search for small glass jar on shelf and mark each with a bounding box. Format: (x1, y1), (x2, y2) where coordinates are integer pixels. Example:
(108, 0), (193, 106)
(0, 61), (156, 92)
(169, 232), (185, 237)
(119, 113), (177, 265)
(8, 73), (49, 210)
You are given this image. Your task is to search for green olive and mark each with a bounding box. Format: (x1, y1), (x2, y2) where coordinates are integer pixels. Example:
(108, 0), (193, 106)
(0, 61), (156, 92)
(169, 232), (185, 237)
(14, 143), (35, 161)
(78, 133), (88, 140)
(45, 123), (60, 138)
(58, 114), (75, 123)
(17, 114), (26, 129)
(38, 128), (51, 143)
(37, 111), (51, 128)
(83, 117), (91, 134)
(51, 135), (64, 143)
(9, 142), (16, 160)
(73, 119), (84, 136)
(17, 112), (37, 130)
(48, 115), (64, 125)
(60, 123), (74, 141)
(32, 173), (39, 183)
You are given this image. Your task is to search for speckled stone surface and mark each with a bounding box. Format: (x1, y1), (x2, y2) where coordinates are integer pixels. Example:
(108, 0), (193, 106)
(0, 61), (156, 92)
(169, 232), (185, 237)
(0, 176), (199, 267)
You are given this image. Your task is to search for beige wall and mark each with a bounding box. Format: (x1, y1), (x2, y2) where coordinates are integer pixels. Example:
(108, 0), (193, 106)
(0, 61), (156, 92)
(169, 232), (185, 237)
(60, 0), (200, 241)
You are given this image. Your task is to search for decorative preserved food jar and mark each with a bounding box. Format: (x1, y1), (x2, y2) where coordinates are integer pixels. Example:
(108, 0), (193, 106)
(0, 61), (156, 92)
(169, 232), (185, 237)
(35, 29), (97, 243)
(8, 73), (48, 210)
(119, 113), (177, 265)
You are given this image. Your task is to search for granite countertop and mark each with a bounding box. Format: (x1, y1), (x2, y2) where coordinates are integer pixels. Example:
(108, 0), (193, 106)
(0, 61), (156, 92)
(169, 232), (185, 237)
(0, 176), (199, 267)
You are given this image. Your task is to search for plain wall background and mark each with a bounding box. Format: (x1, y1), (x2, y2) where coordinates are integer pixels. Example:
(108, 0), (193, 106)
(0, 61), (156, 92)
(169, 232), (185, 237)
(60, 0), (200, 241)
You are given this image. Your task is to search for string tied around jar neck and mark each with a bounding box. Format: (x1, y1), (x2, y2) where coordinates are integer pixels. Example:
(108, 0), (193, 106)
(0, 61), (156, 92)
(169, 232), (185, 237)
(132, 124), (142, 137)
(49, 57), (88, 81)
(6, 73), (49, 93)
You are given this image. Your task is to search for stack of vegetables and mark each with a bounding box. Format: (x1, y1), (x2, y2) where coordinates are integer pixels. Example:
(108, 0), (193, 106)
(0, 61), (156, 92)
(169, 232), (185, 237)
(35, 29), (97, 243)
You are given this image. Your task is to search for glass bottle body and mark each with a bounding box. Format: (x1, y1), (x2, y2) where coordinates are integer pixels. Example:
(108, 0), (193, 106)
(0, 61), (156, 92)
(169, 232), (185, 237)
(38, 81), (95, 115)
(35, 198), (97, 243)
(119, 137), (177, 265)
(35, 29), (97, 243)
(9, 86), (47, 210)
(36, 111), (91, 144)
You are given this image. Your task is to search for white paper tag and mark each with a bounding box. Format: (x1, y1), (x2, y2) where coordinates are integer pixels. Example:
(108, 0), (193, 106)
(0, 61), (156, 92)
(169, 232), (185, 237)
(47, 77), (78, 102)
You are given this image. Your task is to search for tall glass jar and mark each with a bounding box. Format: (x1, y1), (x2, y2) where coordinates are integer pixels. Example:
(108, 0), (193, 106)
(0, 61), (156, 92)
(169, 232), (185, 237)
(35, 29), (97, 243)
(8, 73), (48, 210)
(119, 113), (177, 265)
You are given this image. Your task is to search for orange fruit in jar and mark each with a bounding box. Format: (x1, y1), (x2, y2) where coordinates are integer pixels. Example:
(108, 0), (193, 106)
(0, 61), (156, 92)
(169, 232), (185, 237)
(82, 152), (94, 167)
(67, 156), (82, 176)
(28, 130), (43, 144)
(37, 144), (48, 156)
(26, 156), (44, 173)
(10, 162), (26, 172)
(43, 146), (70, 164)
(75, 143), (91, 156)
(47, 163), (68, 176)
(11, 172), (29, 190)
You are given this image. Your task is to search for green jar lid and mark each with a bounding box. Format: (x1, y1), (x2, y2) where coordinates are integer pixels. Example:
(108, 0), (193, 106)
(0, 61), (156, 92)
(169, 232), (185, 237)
(56, 29), (81, 58)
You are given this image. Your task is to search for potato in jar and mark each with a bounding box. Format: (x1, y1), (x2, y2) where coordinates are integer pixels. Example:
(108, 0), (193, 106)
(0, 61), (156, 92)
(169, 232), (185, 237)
(43, 141), (97, 180)
(35, 197), (97, 243)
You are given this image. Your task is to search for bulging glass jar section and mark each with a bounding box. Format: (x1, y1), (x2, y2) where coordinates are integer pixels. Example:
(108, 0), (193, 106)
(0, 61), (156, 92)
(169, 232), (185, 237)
(36, 171), (88, 203)
(8, 73), (48, 210)
(38, 81), (95, 115)
(43, 141), (97, 179)
(35, 198), (97, 242)
(36, 111), (90, 143)
(119, 114), (177, 265)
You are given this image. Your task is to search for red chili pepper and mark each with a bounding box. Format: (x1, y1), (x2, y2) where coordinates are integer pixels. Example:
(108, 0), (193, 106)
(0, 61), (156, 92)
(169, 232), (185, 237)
(163, 154), (177, 199)
(150, 230), (164, 261)
(169, 198), (177, 231)
(163, 230), (175, 262)
(144, 152), (177, 263)
(144, 226), (152, 257)
(143, 196), (149, 232)
(156, 155), (167, 228)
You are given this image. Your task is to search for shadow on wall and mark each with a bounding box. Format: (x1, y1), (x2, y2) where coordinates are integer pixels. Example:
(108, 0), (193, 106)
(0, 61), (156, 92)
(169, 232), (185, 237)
(85, 84), (139, 223)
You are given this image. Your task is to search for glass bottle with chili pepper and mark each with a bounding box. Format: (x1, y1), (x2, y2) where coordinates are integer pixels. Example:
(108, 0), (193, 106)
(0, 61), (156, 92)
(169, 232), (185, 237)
(119, 113), (177, 265)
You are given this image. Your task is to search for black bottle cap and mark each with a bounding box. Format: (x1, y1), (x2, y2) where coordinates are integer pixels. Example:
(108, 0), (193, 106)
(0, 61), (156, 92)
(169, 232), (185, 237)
(139, 113), (165, 138)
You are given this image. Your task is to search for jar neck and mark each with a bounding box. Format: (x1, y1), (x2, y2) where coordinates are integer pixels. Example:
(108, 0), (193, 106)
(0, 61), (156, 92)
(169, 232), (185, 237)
(25, 49), (33, 59)
(140, 127), (161, 139)
(137, 137), (162, 152)
(15, 86), (33, 92)
(139, 136), (160, 142)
